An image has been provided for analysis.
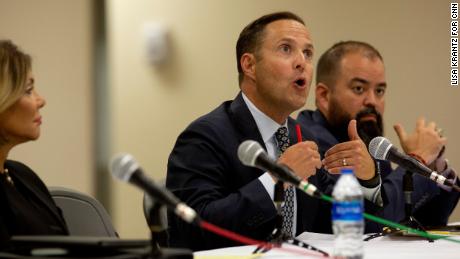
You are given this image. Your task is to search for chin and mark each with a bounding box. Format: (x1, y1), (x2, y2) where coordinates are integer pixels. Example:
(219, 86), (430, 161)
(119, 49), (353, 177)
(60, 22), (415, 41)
(28, 131), (41, 141)
(292, 99), (307, 111)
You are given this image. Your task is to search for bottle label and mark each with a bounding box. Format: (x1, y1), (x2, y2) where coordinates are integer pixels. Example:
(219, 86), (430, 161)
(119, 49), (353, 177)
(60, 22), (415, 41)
(332, 201), (363, 221)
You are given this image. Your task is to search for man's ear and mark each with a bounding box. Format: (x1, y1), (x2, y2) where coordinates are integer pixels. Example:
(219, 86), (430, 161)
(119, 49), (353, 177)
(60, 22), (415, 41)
(316, 83), (331, 114)
(240, 53), (256, 81)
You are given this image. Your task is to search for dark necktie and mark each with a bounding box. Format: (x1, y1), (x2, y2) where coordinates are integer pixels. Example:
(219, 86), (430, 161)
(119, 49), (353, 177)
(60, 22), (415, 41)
(275, 126), (295, 237)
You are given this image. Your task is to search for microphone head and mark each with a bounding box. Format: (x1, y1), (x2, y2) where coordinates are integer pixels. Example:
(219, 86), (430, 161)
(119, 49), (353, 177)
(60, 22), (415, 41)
(237, 140), (265, 166)
(368, 136), (393, 160)
(110, 153), (140, 182)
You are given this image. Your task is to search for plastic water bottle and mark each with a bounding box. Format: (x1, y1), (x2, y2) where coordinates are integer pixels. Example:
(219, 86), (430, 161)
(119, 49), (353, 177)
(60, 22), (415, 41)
(332, 168), (364, 259)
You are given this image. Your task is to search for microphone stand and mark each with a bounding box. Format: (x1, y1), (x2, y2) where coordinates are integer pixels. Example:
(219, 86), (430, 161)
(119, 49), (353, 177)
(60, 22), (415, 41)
(253, 180), (329, 256)
(146, 201), (194, 259)
(149, 203), (167, 257)
(396, 171), (433, 242)
(365, 170), (433, 242)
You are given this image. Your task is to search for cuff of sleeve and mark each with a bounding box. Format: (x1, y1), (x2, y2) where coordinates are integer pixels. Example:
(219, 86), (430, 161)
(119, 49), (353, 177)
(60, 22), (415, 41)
(358, 160), (381, 188)
(360, 179), (383, 206)
(258, 172), (276, 201)
(358, 160), (383, 205)
(358, 173), (381, 188)
(437, 160), (458, 192)
(358, 159), (381, 188)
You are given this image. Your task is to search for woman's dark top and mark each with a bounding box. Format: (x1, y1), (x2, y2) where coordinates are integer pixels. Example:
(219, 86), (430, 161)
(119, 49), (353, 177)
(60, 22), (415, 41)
(0, 160), (68, 249)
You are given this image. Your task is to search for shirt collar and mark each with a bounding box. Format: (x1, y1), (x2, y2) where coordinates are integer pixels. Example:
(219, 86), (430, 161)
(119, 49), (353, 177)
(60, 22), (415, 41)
(242, 93), (288, 144)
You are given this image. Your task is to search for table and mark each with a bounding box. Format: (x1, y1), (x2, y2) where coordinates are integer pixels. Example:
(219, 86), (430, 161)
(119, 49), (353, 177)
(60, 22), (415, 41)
(195, 232), (460, 258)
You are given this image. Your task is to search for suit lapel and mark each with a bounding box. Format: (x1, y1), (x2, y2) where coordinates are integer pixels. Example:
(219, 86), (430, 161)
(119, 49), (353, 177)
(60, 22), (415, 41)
(228, 92), (267, 151)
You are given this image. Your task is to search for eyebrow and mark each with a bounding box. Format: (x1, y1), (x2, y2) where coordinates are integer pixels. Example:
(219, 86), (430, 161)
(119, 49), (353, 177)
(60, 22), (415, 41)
(278, 37), (314, 50)
(305, 43), (314, 51)
(350, 77), (386, 87)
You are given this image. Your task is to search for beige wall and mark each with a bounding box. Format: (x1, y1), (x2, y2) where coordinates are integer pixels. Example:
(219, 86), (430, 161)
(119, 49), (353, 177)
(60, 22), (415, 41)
(1, 0), (457, 240)
(0, 0), (94, 194)
(108, 0), (460, 238)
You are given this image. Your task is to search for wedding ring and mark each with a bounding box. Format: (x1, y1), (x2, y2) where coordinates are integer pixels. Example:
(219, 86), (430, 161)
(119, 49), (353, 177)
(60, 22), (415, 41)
(342, 158), (348, 166)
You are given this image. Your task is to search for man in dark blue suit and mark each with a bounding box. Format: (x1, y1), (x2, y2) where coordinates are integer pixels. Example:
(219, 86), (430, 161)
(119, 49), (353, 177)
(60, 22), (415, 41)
(166, 12), (332, 251)
(297, 41), (459, 232)
(166, 13), (387, 251)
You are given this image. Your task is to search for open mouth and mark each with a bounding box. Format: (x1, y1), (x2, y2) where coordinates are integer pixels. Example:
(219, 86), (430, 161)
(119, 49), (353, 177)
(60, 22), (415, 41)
(294, 78), (306, 88)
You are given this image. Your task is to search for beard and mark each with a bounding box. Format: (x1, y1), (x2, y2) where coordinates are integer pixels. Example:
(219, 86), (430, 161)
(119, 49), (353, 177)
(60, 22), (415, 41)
(328, 98), (384, 147)
(356, 107), (384, 146)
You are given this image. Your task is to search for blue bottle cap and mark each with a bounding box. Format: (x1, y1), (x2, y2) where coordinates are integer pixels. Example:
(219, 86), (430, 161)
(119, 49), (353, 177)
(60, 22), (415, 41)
(341, 168), (354, 175)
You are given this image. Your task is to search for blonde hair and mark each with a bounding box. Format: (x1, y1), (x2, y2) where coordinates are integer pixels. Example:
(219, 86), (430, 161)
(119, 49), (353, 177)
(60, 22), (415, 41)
(0, 40), (32, 113)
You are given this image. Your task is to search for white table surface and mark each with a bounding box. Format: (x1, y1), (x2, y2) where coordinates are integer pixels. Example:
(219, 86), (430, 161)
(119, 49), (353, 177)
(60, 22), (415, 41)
(194, 232), (460, 258)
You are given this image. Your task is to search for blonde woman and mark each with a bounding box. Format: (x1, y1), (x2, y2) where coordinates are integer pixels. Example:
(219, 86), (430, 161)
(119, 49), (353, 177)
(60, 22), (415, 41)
(0, 40), (68, 248)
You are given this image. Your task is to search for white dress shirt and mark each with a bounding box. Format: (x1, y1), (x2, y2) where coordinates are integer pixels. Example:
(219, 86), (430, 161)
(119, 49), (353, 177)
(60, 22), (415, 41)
(241, 93), (298, 232)
(242, 93), (384, 233)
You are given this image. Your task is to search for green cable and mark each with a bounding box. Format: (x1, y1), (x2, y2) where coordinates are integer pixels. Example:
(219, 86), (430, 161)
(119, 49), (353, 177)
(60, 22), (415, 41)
(320, 194), (333, 203)
(319, 193), (460, 244)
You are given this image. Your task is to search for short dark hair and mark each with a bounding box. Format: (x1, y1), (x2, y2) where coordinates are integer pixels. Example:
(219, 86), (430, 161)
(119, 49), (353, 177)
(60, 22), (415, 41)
(236, 11), (305, 85)
(316, 41), (383, 87)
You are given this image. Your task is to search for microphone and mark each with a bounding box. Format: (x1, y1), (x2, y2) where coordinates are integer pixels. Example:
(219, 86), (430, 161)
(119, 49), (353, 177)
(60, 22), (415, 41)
(237, 140), (322, 198)
(110, 153), (198, 224)
(368, 136), (453, 187)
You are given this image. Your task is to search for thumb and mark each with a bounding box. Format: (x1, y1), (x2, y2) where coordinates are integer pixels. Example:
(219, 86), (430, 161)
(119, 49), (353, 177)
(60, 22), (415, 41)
(348, 119), (361, 140)
(393, 123), (407, 141)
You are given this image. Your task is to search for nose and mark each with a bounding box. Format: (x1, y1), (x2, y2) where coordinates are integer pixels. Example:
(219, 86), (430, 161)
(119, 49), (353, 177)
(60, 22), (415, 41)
(363, 91), (377, 108)
(294, 50), (306, 71)
(37, 92), (46, 109)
